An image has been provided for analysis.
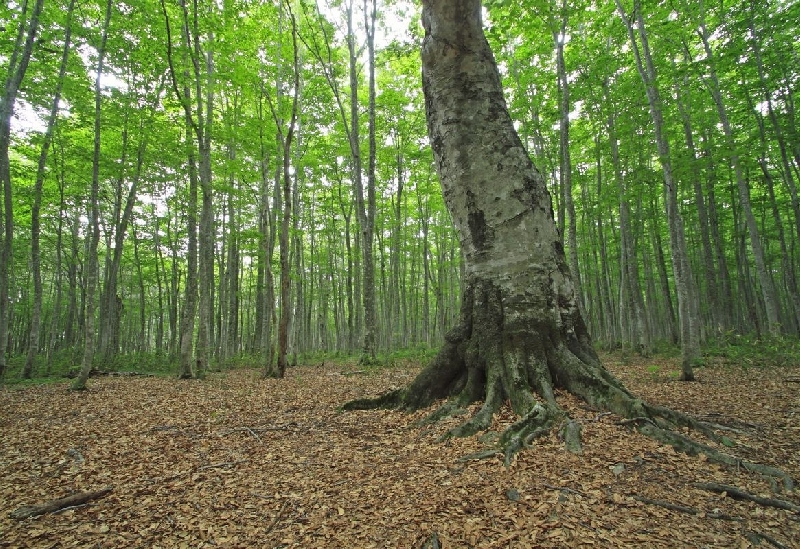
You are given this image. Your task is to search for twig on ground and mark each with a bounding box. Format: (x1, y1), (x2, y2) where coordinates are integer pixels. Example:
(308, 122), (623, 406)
(265, 500), (291, 536)
(9, 487), (113, 519)
(218, 427), (262, 440)
(746, 530), (788, 549)
(543, 484), (585, 497)
(197, 460), (247, 471)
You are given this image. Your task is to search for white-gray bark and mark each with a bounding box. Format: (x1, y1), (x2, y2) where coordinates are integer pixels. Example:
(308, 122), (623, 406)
(343, 1), (793, 482)
(73, 0), (113, 390)
(0, 0), (45, 379)
(615, 0), (699, 379)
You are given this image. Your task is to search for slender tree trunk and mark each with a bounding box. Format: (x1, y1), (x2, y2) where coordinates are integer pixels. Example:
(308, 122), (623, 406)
(603, 80), (650, 354)
(195, 35), (215, 378)
(702, 131), (734, 329)
(553, 1), (583, 316)
(73, 0), (112, 390)
(45, 151), (67, 373)
(131, 224), (147, 351)
(266, 4), (300, 378)
(696, 6), (781, 336)
(178, 127), (198, 378)
(0, 0), (45, 379)
(24, 0), (75, 378)
(616, 0), (699, 379)
(651, 198), (679, 344)
(97, 112), (130, 362)
(65, 208), (80, 348)
(152, 204), (165, 352)
(360, 0), (378, 363)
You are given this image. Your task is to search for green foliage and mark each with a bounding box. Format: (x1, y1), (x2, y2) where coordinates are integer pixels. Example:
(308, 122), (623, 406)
(101, 352), (178, 374)
(378, 345), (438, 368)
(3, 0), (798, 373)
(705, 334), (800, 369)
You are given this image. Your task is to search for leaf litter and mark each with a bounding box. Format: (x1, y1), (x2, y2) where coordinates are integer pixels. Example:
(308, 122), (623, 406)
(1, 353), (798, 548)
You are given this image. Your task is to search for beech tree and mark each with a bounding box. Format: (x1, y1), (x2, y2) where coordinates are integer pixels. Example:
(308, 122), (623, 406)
(344, 0), (792, 483)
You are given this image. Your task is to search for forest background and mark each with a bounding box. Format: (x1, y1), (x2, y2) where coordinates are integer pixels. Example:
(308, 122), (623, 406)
(1, 0), (799, 383)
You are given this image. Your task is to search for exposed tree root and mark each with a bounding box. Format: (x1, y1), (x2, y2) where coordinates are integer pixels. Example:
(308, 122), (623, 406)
(745, 530), (789, 549)
(342, 279), (795, 490)
(630, 494), (741, 521)
(693, 482), (800, 513)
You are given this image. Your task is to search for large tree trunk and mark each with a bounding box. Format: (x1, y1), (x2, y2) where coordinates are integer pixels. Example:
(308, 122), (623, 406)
(344, 0), (793, 485)
(398, 0), (603, 444)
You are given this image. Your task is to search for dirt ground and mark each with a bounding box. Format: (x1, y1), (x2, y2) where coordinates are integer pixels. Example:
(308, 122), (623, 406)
(1, 352), (798, 548)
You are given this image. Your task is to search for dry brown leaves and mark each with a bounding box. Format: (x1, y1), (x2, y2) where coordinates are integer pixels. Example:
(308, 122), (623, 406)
(1, 353), (798, 548)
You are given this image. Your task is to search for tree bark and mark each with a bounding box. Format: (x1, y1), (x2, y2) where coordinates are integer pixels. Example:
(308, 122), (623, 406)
(0, 0), (45, 379)
(265, 2), (300, 378)
(361, 0), (378, 363)
(616, 0), (699, 379)
(24, 0), (75, 379)
(73, 0), (113, 390)
(341, 0), (793, 483)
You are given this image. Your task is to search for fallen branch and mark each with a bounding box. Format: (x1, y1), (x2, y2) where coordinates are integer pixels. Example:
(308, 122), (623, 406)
(631, 495), (740, 521)
(219, 427), (262, 440)
(543, 484), (585, 497)
(9, 487), (113, 519)
(197, 460), (247, 471)
(264, 500), (290, 536)
(693, 482), (800, 513)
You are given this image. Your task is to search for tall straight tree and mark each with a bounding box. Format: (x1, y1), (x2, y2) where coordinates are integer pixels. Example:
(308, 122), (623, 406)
(162, 0), (198, 378)
(344, 0), (791, 484)
(615, 0), (699, 380)
(691, 0), (782, 336)
(0, 0), (45, 379)
(552, 0), (583, 315)
(265, 0), (300, 378)
(162, 0), (215, 377)
(24, 0), (75, 379)
(361, 0), (378, 362)
(73, 0), (113, 390)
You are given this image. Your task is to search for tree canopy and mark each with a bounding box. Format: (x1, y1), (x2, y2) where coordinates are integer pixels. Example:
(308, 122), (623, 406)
(0, 0), (798, 380)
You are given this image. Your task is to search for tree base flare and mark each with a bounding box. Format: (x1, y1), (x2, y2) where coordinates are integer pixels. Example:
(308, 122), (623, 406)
(343, 278), (794, 489)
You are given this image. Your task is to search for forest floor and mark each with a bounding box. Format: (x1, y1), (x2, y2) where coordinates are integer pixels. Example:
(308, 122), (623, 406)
(1, 352), (799, 548)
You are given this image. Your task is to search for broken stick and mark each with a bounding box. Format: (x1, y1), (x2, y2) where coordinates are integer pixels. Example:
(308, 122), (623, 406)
(9, 486), (113, 520)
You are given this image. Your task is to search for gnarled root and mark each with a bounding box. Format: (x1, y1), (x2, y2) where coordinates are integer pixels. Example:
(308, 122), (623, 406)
(342, 280), (795, 489)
